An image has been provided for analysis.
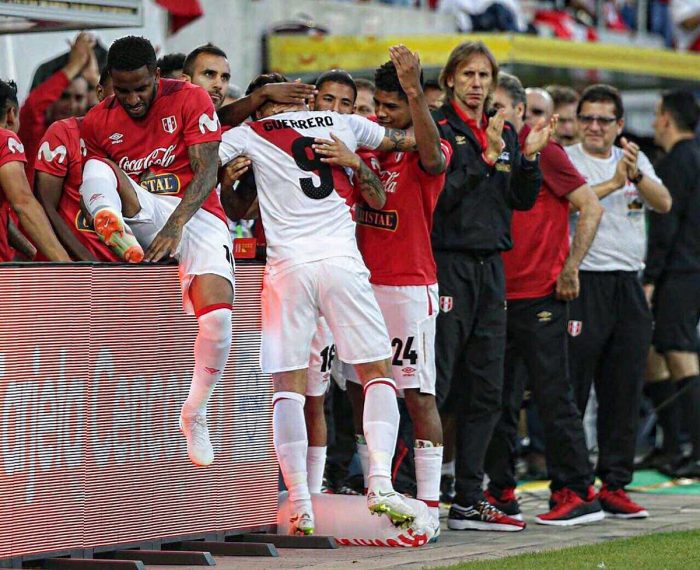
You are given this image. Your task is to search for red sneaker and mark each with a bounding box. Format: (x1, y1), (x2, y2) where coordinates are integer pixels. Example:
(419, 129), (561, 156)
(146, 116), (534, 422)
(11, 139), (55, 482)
(535, 487), (604, 526)
(485, 487), (522, 520)
(598, 485), (649, 519)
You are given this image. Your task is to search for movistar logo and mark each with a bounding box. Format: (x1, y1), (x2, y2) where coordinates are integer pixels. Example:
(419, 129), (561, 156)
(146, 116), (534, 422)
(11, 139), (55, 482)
(198, 112), (220, 134)
(7, 137), (24, 154)
(37, 141), (67, 163)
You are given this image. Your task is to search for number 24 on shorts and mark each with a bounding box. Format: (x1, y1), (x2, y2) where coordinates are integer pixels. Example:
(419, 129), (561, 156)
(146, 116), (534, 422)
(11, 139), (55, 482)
(391, 336), (418, 366)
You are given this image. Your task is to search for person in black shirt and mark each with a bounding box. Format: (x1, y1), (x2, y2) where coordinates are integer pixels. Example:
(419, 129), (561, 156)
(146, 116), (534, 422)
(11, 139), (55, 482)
(643, 90), (700, 478)
(431, 41), (552, 532)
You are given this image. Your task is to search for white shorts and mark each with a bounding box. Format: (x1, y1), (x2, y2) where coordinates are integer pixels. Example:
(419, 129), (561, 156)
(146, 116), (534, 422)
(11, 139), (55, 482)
(125, 180), (235, 314)
(344, 283), (438, 395)
(261, 256), (391, 374)
(306, 316), (335, 397)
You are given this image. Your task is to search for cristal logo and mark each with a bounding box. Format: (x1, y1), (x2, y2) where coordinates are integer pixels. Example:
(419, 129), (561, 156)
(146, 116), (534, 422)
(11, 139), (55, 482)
(37, 141), (67, 164)
(118, 145), (177, 173)
(0, 347), (189, 504)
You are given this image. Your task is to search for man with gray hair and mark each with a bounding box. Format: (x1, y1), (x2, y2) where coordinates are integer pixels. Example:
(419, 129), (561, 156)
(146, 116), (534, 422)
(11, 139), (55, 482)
(546, 85), (580, 146)
(484, 73), (604, 526)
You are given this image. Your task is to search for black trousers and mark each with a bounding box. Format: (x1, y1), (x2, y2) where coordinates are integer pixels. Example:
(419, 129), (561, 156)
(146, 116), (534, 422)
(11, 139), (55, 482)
(435, 250), (507, 506)
(484, 295), (594, 497)
(568, 271), (652, 490)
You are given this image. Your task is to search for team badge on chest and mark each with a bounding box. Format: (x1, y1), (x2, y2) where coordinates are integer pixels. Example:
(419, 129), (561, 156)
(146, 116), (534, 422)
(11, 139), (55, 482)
(567, 320), (583, 337)
(439, 296), (453, 313)
(161, 115), (177, 134)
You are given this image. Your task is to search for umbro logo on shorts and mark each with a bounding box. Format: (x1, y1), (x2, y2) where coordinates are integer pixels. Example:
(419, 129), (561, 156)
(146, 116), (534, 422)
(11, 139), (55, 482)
(568, 320), (583, 337)
(439, 296), (453, 313)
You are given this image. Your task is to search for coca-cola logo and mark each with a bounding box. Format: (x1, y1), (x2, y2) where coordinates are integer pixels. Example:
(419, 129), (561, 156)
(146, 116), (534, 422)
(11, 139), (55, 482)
(118, 144), (177, 174)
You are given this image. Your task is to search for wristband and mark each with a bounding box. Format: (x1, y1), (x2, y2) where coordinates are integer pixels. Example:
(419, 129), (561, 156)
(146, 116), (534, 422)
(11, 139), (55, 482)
(629, 171), (644, 185)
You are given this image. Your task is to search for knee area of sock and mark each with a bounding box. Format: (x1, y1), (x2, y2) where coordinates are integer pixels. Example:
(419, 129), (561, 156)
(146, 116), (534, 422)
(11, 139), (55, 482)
(363, 377), (397, 395)
(82, 159), (118, 185)
(197, 308), (232, 344)
(273, 391), (306, 408)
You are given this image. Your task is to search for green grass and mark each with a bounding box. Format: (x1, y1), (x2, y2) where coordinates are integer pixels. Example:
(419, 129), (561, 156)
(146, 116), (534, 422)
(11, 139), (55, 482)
(435, 529), (700, 569)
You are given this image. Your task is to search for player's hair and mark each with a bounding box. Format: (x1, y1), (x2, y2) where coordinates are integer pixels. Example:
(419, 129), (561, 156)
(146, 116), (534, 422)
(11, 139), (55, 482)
(660, 90), (700, 133)
(578, 84), (624, 120)
(546, 84), (579, 109)
(315, 69), (357, 102)
(245, 72), (288, 96)
(497, 73), (526, 116)
(424, 79), (442, 93)
(374, 60), (423, 103)
(157, 52), (186, 78)
(98, 67), (111, 87)
(182, 44), (228, 77)
(440, 41), (499, 101)
(0, 78), (19, 117)
(354, 78), (375, 94)
(107, 36), (157, 74)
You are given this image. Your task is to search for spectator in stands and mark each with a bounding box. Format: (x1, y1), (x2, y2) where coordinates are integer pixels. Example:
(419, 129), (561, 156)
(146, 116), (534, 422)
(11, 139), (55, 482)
(484, 73), (604, 526)
(424, 79), (445, 111)
(34, 69), (120, 262)
(0, 78), (70, 262)
(19, 32), (98, 186)
(157, 52), (186, 79)
(439, 0), (525, 33)
(354, 78), (376, 117)
(566, 84), (671, 518)
(546, 85), (581, 147)
(650, 0), (675, 47)
(642, 90), (700, 478)
(671, 0), (700, 50)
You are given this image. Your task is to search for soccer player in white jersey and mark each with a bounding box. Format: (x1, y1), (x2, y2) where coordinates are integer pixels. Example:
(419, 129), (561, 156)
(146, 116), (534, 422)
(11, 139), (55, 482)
(219, 66), (421, 537)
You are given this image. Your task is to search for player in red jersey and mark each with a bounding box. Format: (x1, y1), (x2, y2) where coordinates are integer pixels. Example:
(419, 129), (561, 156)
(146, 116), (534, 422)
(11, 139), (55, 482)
(0, 78), (69, 263)
(78, 37), (233, 468)
(34, 68), (121, 262)
(182, 44), (231, 115)
(319, 47), (450, 533)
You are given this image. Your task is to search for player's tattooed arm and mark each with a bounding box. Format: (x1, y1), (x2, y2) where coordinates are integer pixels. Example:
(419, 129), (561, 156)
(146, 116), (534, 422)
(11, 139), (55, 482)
(377, 128), (418, 152)
(355, 161), (386, 210)
(144, 141), (219, 262)
(217, 82), (316, 127)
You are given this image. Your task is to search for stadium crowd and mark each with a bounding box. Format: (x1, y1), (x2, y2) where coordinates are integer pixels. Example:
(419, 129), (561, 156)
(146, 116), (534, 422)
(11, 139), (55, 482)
(0, 29), (699, 539)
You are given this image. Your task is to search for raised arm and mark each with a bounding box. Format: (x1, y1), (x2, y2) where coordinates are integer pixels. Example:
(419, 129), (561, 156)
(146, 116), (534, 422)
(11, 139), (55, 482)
(144, 141), (220, 261)
(217, 82), (316, 127)
(390, 45), (445, 174)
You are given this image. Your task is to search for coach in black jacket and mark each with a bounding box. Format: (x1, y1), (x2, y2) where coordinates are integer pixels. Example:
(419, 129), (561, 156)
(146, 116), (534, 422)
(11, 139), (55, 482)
(431, 41), (552, 532)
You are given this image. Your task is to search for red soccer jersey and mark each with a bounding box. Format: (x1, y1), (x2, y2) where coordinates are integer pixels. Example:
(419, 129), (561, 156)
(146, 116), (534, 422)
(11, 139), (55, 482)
(356, 141), (452, 286)
(34, 117), (120, 261)
(82, 79), (225, 222)
(0, 128), (27, 261)
(502, 125), (587, 300)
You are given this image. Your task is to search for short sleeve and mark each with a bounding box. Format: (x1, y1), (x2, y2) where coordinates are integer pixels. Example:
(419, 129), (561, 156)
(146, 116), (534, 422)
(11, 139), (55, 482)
(219, 125), (250, 165)
(638, 151), (662, 185)
(81, 108), (107, 161)
(541, 140), (587, 198)
(34, 121), (70, 177)
(0, 131), (27, 168)
(182, 86), (221, 147)
(345, 114), (385, 150)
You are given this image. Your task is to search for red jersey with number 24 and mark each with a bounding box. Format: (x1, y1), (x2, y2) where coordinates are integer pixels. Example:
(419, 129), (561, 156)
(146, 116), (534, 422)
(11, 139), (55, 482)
(81, 79), (225, 222)
(357, 140), (452, 286)
(0, 128), (27, 261)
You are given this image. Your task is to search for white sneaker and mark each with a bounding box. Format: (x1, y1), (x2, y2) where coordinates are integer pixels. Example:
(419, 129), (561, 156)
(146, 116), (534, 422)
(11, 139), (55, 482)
(289, 511), (315, 536)
(179, 410), (214, 467)
(367, 490), (417, 528)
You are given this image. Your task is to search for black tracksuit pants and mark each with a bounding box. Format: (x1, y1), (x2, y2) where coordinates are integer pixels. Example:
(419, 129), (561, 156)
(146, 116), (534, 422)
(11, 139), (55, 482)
(568, 271), (652, 490)
(435, 250), (507, 506)
(484, 295), (594, 497)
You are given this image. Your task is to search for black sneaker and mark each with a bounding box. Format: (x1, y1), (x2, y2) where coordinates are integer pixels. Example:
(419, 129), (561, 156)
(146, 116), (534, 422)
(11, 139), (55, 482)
(535, 487), (605, 526)
(485, 488), (522, 520)
(447, 500), (526, 531)
(674, 458), (700, 479)
(440, 474), (456, 504)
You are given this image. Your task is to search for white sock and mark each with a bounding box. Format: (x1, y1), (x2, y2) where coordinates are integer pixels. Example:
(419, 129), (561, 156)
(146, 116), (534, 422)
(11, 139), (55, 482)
(306, 446), (327, 494)
(415, 443), (444, 523)
(363, 377), (399, 494)
(273, 391), (311, 513)
(356, 435), (369, 490)
(80, 159), (122, 219)
(441, 459), (455, 477)
(183, 308), (232, 416)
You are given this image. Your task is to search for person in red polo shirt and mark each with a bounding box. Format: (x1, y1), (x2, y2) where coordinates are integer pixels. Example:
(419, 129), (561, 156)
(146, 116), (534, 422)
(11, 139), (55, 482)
(483, 74), (605, 526)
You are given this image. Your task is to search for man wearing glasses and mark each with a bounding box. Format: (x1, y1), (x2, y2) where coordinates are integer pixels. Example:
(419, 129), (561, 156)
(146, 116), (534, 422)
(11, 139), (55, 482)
(565, 84), (671, 519)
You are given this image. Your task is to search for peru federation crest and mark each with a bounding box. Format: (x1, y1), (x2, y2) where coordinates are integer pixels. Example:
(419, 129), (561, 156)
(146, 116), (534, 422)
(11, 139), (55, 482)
(439, 296), (453, 313)
(162, 115), (177, 134)
(568, 320), (583, 337)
